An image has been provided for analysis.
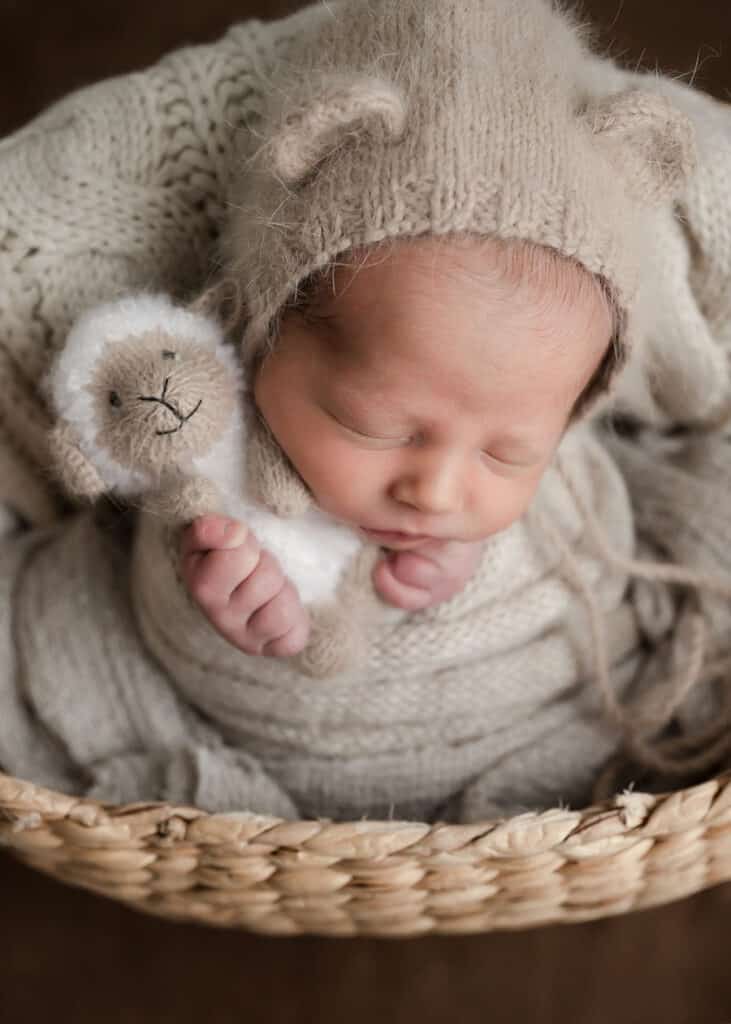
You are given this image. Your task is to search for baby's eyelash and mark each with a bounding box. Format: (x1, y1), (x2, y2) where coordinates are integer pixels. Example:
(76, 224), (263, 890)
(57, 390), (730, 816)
(327, 404), (539, 467)
(481, 451), (536, 472)
(353, 426), (411, 443)
(482, 451), (512, 465)
(327, 408), (410, 444)
(344, 421), (411, 444)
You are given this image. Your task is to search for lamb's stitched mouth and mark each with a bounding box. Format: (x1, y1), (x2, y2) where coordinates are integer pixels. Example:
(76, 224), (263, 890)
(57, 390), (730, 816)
(137, 376), (203, 435)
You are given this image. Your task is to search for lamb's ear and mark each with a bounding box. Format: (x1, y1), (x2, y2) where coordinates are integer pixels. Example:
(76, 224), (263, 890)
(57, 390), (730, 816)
(47, 422), (107, 503)
(584, 88), (697, 204)
(265, 72), (407, 188)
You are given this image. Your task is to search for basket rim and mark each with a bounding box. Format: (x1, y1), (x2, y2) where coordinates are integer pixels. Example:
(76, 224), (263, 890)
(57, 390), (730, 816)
(2, 768), (730, 859)
(4, 768), (731, 937)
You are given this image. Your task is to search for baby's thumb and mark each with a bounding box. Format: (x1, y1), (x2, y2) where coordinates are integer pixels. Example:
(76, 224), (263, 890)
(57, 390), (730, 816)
(372, 551), (437, 611)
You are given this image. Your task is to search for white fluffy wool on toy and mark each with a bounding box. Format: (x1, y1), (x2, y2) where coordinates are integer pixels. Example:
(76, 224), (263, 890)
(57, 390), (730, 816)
(48, 294), (362, 607)
(192, 396), (362, 606)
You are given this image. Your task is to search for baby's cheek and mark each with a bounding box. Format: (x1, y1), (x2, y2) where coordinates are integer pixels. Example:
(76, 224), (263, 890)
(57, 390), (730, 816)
(473, 472), (544, 536)
(301, 443), (388, 520)
(316, 477), (378, 525)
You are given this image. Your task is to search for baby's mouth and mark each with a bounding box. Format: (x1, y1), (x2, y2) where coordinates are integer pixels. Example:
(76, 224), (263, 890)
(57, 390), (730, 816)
(359, 527), (437, 545)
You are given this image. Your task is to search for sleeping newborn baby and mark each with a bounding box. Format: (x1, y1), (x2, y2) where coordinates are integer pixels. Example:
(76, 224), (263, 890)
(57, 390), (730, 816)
(180, 234), (616, 657)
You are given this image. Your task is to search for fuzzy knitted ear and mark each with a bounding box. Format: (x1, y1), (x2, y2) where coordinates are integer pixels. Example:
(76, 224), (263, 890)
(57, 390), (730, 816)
(267, 72), (407, 188)
(47, 422), (107, 502)
(586, 88), (697, 204)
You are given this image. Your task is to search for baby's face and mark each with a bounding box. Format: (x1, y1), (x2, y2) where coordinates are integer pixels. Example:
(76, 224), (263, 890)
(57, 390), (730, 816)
(254, 237), (612, 550)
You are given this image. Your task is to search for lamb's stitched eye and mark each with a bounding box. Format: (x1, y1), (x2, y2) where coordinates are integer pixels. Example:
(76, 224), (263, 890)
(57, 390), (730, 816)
(161, 350), (178, 360)
(108, 390), (122, 408)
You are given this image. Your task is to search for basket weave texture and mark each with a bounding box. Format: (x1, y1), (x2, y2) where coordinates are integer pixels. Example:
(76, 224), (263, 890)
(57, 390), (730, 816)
(2, 770), (731, 936)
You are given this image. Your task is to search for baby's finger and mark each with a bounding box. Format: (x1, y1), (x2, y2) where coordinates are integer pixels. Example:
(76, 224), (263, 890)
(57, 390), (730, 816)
(226, 549), (286, 623)
(372, 554), (434, 612)
(180, 515), (249, 557)
(182, 534), (261, 609)
(262, 617), (311, 658)
(385, 550), (441, 590)
(247, 581), (304, 642)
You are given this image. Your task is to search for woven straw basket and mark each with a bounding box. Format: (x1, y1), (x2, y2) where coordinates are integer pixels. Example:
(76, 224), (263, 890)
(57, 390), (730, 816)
(2, 767), (731, 937)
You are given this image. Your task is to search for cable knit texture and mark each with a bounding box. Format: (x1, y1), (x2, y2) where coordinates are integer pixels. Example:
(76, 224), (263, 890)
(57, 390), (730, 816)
(0, 5), (328, 521)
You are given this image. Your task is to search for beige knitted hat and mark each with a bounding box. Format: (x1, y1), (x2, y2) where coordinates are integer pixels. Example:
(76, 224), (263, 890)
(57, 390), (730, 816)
(225, 0), (697, 396)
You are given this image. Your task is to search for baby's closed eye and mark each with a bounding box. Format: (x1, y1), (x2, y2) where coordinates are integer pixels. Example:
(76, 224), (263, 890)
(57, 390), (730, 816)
(326, 406), (412, 445)
(329, 407), (543, 471)
(481, 448), (543, 472)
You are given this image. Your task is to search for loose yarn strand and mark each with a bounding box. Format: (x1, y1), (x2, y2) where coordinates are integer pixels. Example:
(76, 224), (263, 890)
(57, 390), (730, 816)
(534, 454), (731, 791)
(555, 453), (731, 601)
(628, 605), (707, 732)
(527, 498), (621, 723)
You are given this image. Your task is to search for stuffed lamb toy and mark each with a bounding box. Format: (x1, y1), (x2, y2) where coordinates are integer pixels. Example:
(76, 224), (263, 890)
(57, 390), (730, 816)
(45, 293), (381, 677)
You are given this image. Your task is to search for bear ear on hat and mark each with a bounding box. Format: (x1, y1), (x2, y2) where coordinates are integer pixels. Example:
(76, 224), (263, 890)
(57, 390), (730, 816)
(584, 88), (697, 205)
(265, 71), (407, 188)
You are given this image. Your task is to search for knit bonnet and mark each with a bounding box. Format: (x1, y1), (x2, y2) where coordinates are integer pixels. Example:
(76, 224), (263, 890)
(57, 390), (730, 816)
(225, 0), (697, 401)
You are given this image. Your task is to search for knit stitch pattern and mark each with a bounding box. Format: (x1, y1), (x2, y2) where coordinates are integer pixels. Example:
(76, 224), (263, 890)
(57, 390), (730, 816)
(227, 0), (695, 382)
(0, 4), (331, 521)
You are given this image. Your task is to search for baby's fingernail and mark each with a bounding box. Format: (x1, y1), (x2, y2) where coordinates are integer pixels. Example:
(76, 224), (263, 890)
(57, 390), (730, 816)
(220, 519), (248, 547)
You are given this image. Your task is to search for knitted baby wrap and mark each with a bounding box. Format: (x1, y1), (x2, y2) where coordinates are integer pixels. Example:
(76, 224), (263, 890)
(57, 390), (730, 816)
(130, 425), (639, 821)
(0, 2), (730, 819)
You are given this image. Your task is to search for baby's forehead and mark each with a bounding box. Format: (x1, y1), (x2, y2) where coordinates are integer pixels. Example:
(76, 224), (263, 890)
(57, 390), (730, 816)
(294, 234), (614, 406)
(304, 234), (611, 325)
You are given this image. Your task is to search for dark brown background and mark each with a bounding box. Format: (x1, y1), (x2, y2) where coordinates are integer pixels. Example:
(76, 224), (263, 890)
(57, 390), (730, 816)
(1, 2), (730, 1021)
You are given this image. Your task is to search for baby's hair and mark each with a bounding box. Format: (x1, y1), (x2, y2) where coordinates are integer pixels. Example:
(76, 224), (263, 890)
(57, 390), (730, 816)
(279, 232), (624, 423)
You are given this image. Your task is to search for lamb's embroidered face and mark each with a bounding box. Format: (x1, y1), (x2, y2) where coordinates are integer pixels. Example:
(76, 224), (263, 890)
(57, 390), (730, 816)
(88, 331), (236, 475)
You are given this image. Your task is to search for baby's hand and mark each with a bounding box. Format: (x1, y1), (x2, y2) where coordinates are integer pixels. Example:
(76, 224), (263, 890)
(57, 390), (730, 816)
(373, 539), (483, 612)
(180, 515), (310, 657)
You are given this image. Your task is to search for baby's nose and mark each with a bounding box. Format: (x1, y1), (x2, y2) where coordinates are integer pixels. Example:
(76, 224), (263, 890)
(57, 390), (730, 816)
(391, 452), (465, 515)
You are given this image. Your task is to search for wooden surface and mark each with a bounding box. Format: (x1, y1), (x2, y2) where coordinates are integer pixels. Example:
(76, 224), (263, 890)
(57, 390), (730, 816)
(1, 1), (731, 1021)
(3, 852), (731, 1023)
